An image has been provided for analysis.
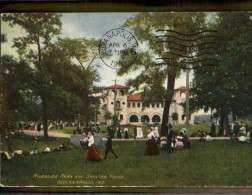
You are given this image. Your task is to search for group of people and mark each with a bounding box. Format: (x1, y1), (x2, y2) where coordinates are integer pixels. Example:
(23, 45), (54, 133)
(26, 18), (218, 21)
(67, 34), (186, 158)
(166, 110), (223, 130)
(84, 123), (191, 163)
(106, 127), (129, 139)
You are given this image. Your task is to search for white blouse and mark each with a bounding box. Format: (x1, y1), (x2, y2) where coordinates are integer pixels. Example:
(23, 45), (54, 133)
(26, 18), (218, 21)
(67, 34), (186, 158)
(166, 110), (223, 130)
(88, 135), (94, 147)
(148, 132), (155, 140)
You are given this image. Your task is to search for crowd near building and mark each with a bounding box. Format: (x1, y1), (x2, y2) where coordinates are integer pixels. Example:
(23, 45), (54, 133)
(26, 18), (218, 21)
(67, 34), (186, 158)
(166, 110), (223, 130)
(97, 84), (194, 126)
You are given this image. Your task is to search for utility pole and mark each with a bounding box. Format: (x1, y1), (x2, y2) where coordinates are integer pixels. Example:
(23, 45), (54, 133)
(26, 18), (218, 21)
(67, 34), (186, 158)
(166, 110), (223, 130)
(186, 54), (190, 139)
(112, 78), (117, 115)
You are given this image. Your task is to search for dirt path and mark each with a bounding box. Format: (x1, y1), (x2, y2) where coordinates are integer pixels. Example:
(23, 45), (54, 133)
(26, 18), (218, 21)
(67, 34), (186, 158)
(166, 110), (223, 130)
(23, 130), (71, 138)
(22, 130), (238, 141)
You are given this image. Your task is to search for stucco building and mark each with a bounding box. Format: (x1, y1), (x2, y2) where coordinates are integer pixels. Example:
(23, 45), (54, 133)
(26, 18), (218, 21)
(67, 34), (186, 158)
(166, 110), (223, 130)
(97, 84), (194, 125)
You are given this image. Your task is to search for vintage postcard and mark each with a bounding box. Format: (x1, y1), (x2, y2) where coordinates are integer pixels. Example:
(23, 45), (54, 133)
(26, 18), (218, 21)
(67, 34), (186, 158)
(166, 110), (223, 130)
(0, 2), (252, 194)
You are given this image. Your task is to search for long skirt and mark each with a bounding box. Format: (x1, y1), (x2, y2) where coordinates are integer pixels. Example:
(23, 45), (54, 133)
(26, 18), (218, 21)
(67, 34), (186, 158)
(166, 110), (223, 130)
(86, 145), (102, 161)
(144, 139), (160, 156)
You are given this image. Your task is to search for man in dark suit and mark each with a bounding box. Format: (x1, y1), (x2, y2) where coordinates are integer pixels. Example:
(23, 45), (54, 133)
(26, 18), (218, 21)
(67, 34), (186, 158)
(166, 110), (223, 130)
(167, 124), (174, 153)
(103, 134), (118, 159)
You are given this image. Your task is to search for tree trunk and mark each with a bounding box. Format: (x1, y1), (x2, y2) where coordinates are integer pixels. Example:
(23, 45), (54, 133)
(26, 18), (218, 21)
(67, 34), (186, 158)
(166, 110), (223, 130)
(224, 112), (231, 136)
(161, 72), (176, 136)
(218, 113), (225, 136)
(42, 96), (48, 137)
(232, 112), (237, 122)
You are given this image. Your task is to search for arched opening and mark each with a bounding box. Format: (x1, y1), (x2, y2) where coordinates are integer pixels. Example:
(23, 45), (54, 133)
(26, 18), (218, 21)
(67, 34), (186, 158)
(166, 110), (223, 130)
(137, 102), (141, 108)
(116, 101), (120, 109)
(112, 90), (117, 96)
(141, 115), (150, 123)
(129, 115), (138, 122)
(119, 90), (124, 96)
(120, 114), (123, 120)
(152, 115), (161, 123)
(127, 102), (130, 107)
(180, 92), (185, 98)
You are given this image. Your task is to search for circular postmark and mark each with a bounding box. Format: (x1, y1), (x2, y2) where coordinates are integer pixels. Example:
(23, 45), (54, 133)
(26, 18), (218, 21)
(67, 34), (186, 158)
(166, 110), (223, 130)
(99, 28), (138, 69)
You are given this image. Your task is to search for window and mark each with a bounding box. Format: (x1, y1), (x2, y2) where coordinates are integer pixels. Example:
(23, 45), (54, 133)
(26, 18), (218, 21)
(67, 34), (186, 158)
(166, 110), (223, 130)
(180, 92), (185, 98)
(156, 103), (159, 108)
(133, 102), (136, 107)
(119, 90), (124, 96)
(147, 104), (150, 108)
(120, 114), (123, 120)
(152, 103), (155, 108)
(116, 101), (120, 109)
(137, 102), (141, 108)
(122, 102), (125, 105)
(129, 115), (138, 122)
(112, 90), (117, 96)
(141, 115), (150, 123)
(152, 115), (161, 123)
(111, 102), (114, 105)
(127, 102), (130, 107)
(182, 114), (186, 120)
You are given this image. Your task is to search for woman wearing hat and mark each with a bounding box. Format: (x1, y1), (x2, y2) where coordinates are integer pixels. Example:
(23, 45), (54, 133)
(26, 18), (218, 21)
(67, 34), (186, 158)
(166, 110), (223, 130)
(144, 129), (160, 156)
(85, 131), (102, 163)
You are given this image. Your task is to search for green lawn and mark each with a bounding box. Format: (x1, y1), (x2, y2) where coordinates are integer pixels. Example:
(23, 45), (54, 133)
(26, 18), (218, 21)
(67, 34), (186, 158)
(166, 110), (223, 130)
(1, 135), (251, 187)
(50, 123), (213, 137)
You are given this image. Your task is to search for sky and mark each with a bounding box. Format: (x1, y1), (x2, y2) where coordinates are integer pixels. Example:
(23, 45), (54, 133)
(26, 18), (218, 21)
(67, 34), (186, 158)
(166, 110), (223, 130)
(1, 13), (193, 89)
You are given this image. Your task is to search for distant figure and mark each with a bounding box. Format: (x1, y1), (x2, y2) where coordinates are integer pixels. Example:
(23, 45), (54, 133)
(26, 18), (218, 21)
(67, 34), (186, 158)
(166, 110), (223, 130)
(211, 122), (216, 137)
(59, 143), (67, 151)
(116, 127), (122, 139)
(144, 130), (159, 156)
(179, 128), (186, 137)
(33, 136), (39, 143)
(17, 121), (23, 133)
(30, 121), (35, 131)
(174, 136), (184, 150)
(85, 131), (102, 163)
(37, 122), (41, 132)
(233, 122), (239, 137)
(136, 127), (144, 139)
(13, 148), (23, 156)
(206, 133), (213, 142)
(245, 123), (249, 135)
(43, 146), (51, 153)
(30, 148), (38, 155)
(124, 128), (129, 139)
(166, 124), (174, 153)
(134, 126), (137, 140)
(103, 134), (118, 159)
(238, 135), (247, 143)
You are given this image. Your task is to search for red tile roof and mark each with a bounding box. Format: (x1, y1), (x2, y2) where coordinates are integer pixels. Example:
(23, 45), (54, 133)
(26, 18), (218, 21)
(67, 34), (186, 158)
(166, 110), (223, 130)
(175, 86), (186, 91)
(106, 84), (128, 89)
(127, 92), (142, 101)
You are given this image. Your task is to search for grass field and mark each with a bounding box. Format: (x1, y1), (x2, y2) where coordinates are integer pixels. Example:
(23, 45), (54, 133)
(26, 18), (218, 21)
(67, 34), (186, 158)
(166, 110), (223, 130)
(49, 123), (213, 137)
(1, 135), (251, 187)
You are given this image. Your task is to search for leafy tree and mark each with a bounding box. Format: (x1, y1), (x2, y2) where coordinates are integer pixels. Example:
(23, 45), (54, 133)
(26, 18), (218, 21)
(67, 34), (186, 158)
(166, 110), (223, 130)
(57, 38), (100, 125)
(2, 13), (62, 137)
(171, 112), (178, 121)
(118, 12), (206, 136)
(111, 113), (120, 129)
(104, 110), (112, 121)
(191, 12), (252, 135)
(0, 55), (33, 136)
